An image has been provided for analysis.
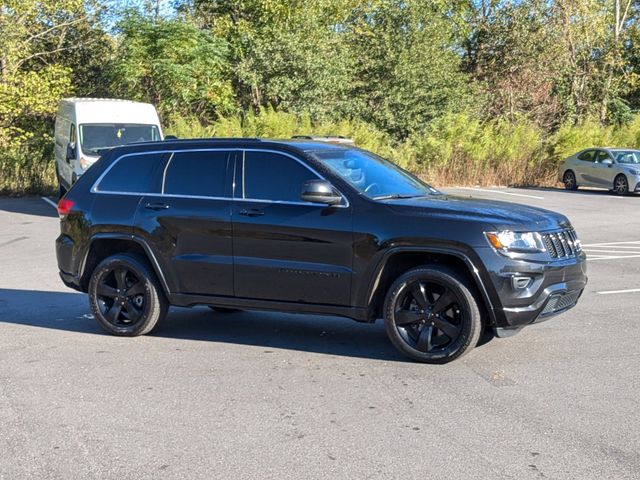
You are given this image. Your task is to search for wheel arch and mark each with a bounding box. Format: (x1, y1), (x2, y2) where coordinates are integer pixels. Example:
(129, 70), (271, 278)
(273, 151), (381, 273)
(79, 234), (171, 295)
(364, 247), (500, 326)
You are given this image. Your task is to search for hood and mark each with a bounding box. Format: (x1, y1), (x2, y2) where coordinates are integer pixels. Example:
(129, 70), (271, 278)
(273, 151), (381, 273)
(385, 194), (570, 231)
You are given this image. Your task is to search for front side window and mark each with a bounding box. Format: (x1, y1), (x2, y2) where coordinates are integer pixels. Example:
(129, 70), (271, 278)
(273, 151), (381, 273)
(311, 148), (438, 199)
(97, 152), (165, 193)
(242, 151), (319, 202)
(595, 151), (611, 163)
(80, 124), (161, 156)
(163, 150), (230, 197)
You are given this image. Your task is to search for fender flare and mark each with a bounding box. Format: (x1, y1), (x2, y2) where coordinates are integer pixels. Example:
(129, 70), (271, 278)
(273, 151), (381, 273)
(364, 246), (500, 325)
(79, 233), (172, 296)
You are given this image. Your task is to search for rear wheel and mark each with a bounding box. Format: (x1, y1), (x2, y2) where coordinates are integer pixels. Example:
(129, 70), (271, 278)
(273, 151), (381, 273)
(563, 170), (578, 190)
(88, 253), (168, 336)
(613, 174), (629, 195)
(383, 266), (482, 364)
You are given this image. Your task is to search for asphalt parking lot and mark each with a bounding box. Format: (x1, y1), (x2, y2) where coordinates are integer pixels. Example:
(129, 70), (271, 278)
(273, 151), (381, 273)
(1, 187), (639, 479)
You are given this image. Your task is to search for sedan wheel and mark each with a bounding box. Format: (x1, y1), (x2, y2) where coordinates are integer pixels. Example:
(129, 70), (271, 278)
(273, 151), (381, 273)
(563, 170), (578, 191)
(383, 266), (482, 363)
(613, 174), (629, 196)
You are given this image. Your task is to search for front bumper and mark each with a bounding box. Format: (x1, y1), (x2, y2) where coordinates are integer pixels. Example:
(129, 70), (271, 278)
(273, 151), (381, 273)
(476, 247), (588, 334)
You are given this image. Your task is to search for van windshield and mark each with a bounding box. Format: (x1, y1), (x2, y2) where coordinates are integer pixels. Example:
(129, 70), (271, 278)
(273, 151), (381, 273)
(79, 124), (161, 156)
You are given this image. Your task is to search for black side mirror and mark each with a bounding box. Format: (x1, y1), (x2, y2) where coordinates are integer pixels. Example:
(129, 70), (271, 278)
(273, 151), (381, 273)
(66, 143), (76, 162)
(301, 179), (342, 205)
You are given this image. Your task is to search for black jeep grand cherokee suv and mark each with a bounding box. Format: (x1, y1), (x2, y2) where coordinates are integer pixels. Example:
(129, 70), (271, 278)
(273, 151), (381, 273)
(56, 139), (587, 363)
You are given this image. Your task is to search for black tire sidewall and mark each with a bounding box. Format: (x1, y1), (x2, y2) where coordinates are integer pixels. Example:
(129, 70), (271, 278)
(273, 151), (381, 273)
(383, 267), (482, 364)
(563, 171), (577, 190)
(88, 254), (165, 336)
(614, 175), (629, 195)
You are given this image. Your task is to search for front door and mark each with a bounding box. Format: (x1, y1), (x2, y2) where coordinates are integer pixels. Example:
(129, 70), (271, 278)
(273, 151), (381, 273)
(134, 149), (235, 296)
(232, 150), (353, 305)
(590, 150), (617, 187)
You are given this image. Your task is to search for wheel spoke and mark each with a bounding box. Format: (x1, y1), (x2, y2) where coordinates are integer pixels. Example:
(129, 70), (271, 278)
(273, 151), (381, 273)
(125, 281), (145, 297)
(395, 309), (423, 326)
(416, 325), (433, 352)
(114, 268), (127, 290)
(431, 289), (456, 315)
(410, 283), (429, 309)
(97, 283), (117, 298)
(105, 303), (122, 324)
(432, 315), (461, 339)
(123, 299), (142, 322)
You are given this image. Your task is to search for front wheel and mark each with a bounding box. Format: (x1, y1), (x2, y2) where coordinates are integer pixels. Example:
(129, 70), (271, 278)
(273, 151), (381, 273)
(383, 266), (482, 364)
(88, 253), (168, 336)
(613, 174), (629, 196)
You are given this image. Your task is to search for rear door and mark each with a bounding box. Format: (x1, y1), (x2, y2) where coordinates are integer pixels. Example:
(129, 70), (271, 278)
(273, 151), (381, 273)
(574, 149), (596, 185)
(134, 149), (235, 296)
(232, 149), (353, 305)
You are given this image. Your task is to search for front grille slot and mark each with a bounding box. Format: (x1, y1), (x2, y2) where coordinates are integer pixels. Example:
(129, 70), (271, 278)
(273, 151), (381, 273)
(541, 290), (581, 316)
(542, 229), (579, 259)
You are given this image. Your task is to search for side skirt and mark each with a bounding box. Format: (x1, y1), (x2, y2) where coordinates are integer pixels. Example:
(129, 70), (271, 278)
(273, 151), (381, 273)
(169, 293), (371, 323)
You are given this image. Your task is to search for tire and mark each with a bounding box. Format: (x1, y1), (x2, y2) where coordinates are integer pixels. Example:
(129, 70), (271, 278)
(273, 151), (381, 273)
(208, 306), (241, 313)
(88, 253), (168, 336)
(563, 170), (578, 191)
(383, 265), (482, 364)
(613, 174), (629, 196)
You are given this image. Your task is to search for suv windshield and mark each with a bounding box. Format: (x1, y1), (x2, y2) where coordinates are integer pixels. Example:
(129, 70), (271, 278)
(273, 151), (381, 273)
(310, 148), (439, 199)
(80, 123), (161, 156)
(613, 150), (640, 164)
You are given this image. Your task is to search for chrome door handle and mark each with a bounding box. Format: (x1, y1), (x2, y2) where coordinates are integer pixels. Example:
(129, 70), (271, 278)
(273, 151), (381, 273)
(145, 202), (170, 211)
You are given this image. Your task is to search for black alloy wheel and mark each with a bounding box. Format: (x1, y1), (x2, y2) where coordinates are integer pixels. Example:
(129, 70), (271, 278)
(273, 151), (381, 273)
(384, 266), (482, 363)
(89, 254), (167, 336)
(613, 174), (629, 196)
(563, 170), (578, 191)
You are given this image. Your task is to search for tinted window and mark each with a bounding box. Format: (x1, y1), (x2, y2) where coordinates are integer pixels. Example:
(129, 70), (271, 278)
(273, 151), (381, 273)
(595, 151), (611, 163)
(577, 150), (595, 162)
(243, 151), (319, 202)
(164, 150), (230, 197)
(98, 152), (164, 193)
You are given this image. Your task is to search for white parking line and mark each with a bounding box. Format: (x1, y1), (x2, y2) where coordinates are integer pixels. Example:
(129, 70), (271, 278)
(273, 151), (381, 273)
(588, 254), (640, 261)
(597, 288), (640, 295)
(455, 187), (545, 200)
(582, 240), (640, 247)
(41, 197), (57, 209)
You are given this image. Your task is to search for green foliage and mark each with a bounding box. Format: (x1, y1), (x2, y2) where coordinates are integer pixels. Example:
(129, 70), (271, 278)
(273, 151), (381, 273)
(109, 11), (237, 122)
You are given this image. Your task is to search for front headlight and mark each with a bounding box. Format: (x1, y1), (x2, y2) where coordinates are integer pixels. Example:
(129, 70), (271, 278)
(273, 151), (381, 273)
(485, 231), (544, 253)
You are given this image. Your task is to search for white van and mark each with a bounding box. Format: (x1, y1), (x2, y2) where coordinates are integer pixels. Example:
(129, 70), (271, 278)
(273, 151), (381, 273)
(54, 98), (163, 196)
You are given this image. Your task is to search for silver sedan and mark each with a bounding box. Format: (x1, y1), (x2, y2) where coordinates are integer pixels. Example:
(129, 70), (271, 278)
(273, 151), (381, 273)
(558, 148), (640, 195)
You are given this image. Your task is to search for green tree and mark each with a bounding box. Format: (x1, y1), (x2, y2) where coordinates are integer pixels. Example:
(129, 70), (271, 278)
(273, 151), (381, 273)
(109, 11), (237, 122)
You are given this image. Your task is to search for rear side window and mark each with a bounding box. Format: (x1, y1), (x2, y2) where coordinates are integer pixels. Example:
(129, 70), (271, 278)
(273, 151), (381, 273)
(97, 152), (165, 193)
(163, 150), (230, 197)
(577, 150), (595, 162)
(242, 151), (319, 202)
(595, 151), (611, 163)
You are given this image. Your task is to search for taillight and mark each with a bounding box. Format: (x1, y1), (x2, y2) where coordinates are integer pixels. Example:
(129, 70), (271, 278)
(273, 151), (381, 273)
(57, 198), (75, 216)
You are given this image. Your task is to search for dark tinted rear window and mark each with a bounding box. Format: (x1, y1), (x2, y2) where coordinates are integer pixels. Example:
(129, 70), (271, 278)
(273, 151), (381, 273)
(164, 150), (230, 197)
(97, 152), (164, 193)
(243, 151), (318, 202)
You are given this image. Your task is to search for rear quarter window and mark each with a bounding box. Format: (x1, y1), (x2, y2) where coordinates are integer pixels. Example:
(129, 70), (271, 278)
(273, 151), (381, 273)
(96, 152), (165, 193)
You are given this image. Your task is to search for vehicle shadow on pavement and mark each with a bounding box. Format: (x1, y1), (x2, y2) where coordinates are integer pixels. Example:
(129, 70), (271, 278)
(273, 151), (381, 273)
(0, 197), (58, 218)
(0, 289), (495, 362)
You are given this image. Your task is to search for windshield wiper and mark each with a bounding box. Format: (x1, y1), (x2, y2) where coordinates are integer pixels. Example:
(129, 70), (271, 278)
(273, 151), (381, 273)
(372, 193), (426, 200)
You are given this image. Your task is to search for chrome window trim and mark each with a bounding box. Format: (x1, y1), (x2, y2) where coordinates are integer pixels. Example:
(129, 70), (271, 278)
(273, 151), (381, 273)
(90, 147), (349, 208)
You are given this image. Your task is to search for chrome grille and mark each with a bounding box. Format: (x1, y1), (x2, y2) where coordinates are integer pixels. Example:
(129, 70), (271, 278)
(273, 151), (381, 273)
(542, 229), (580, 259)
